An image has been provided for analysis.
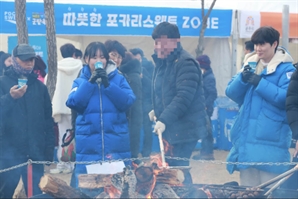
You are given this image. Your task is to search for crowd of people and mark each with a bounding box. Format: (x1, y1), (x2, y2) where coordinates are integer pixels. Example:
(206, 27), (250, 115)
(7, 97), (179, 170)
(0, 23), (297, 198)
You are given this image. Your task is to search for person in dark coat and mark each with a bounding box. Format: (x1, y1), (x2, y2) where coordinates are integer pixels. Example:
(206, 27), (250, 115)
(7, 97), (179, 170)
(150, 22), (209, 184)
(193, 55), (217, 160)
(283, 68), (298, 190)
(130, 48), (154, 158)
(286, 69), (298, 141)
(0, 44), (55, 198)
(0, 53), (12, 76)
(119, 52), (143, 166)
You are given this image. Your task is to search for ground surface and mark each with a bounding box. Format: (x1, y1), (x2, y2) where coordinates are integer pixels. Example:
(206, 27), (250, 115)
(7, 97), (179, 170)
(13, 150), (240, 198)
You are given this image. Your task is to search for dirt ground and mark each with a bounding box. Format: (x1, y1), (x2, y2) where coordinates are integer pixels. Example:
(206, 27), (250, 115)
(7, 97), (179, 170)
(13, 149), (239, 198)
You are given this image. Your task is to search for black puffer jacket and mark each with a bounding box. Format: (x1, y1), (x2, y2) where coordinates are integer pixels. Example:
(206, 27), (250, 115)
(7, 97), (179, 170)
(120, 59), (143, 127)
(142, 57), (154, 80)
(286, 70), (298, 140)
(0, 67), (54, 161)
(142, 67), (153, 114)
(152, 44), (208, 144)
(203, 68), (217, 117)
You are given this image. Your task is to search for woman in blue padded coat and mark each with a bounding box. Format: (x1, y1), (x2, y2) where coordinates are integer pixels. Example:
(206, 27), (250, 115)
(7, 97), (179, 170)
(66, 42), (135, 186)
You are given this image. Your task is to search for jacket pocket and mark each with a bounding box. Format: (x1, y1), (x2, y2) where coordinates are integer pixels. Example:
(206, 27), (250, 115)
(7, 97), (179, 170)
(255, 109), (283, 142)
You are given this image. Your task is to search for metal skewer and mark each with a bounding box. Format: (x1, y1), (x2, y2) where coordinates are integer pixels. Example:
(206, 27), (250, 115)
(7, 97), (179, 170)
(256, 164), (298, 189)
(264, 173), (294, 196)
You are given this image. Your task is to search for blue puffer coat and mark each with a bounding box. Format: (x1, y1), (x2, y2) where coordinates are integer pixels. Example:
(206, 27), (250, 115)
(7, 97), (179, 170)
(226, 48), (295, 174)
(66, 62), (135, 184)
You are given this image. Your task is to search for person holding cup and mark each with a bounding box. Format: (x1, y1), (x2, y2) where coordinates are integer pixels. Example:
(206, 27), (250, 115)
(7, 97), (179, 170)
(225, 26), (296, 186)
(66, 41), (135, 187)
(0, 44), (55, 198)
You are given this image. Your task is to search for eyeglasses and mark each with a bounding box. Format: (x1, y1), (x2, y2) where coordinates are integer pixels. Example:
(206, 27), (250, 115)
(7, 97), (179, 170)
(109, 52), (122, 60)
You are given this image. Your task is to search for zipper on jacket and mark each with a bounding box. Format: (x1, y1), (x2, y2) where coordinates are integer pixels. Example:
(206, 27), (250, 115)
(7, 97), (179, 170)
(98, 84), (105, 161)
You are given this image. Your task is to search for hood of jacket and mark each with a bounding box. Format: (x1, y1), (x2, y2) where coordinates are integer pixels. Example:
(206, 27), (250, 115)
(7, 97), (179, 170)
(243, 47), (294, 75)
(58, 58), (82, 75)
(119, 59), (141, 74)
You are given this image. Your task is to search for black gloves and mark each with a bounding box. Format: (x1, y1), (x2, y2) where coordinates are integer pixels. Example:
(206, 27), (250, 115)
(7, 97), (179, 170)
(89, 69), (101, 83)
(241, 65), (261, 86)
(242, 65), (252, 83)
(89, 68), (109, 87)
(247, 73), (262, 86)
(97, 68), (110, 88)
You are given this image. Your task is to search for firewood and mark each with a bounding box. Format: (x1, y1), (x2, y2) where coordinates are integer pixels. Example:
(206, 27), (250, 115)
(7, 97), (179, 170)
(78, 174), (115, 189)
(155, 168), (185, 185)
(152, 183), (179, 198)
(95, 191), (109, 198)
(39, 174), (91, 199)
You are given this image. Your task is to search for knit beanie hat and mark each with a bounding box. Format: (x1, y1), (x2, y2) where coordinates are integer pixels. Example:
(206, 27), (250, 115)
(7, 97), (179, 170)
(196, 55), (211, 70)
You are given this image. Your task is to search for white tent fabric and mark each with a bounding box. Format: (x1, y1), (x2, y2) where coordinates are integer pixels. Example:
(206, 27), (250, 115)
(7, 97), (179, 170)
(1, 0), (296, 95)
(2, 0), (297, 13)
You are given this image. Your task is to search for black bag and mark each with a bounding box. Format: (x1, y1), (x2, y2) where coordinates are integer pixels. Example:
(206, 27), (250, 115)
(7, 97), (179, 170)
(60, 129), (76, 162)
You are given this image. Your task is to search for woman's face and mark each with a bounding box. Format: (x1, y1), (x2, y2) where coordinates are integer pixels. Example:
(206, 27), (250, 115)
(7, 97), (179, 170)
(4, 56), (12, 67)
(109, 51), (122, 67)
(86, 49), (107, 72)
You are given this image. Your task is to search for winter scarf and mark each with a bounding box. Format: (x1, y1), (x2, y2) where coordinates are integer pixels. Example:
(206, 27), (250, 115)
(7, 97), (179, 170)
(12, 55), (34, 76)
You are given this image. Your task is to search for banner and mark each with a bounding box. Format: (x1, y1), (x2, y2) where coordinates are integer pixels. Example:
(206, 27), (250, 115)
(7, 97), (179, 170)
(0, 2), (232, 37)
(239, 11), (260, 38)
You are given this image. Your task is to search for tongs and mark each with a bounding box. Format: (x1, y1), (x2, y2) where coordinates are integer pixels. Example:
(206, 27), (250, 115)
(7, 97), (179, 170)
(156, 129), (191, 170)
(255, 164), (298, 196)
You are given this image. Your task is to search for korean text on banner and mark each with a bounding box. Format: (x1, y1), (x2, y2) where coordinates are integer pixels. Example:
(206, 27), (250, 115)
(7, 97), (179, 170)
(0, 2), (232, 37)
(239, 11), (261, 38)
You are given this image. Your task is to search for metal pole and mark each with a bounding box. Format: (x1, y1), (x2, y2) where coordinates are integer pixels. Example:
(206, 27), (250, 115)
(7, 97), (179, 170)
(282, 5), (289, 50)
(231, 10), (238, 77)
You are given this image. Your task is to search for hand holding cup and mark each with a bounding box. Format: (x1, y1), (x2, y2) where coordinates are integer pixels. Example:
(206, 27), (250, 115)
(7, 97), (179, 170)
(10, 85), (27, 99)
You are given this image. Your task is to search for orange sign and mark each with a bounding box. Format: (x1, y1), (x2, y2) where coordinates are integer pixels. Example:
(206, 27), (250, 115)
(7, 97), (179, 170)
(260, 12), (298, 38)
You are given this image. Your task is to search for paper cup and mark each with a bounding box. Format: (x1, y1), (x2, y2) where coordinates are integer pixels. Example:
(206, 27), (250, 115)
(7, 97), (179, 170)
(248, 62), (257, 73)
(18, 79), (28, 88)
(95, 62), (103, 69)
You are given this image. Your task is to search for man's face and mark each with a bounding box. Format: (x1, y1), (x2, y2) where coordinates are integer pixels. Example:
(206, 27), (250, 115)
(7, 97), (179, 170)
(16, 57), (35, 70)
(154, 36), (179, 59)
(255, 41), (277, 63)
(244, 48), (251, 55)
(133, 54), (142, 63)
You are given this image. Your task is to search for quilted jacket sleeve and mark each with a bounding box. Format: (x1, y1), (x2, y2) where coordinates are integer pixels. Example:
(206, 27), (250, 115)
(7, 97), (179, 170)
(103, 76), (136, 112)
(255, 67), (295, 110)
(158, 59), (200, 125)
(225, 73), (250, 105)
(66, 79), (95, 113)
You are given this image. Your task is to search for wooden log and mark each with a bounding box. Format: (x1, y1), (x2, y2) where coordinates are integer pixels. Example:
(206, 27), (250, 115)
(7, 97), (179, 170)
(39, 174), (91, 199)
(155, 168), (185, 185)
(78, 174), (114, 189)
(95, 191), (109, 199)
(152, 184), (179, 199)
